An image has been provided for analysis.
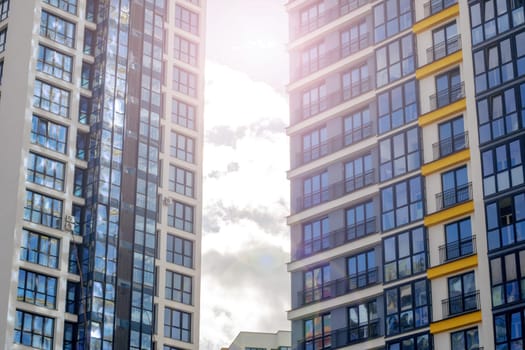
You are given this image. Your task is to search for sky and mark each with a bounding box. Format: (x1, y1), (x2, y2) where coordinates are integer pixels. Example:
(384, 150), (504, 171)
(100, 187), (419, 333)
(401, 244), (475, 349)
(200, 1), (291, 348)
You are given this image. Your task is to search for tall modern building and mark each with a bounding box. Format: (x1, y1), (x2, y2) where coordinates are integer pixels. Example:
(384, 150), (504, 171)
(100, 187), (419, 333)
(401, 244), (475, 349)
(0, 0), (205, 349)
(286, 0), (525, 349)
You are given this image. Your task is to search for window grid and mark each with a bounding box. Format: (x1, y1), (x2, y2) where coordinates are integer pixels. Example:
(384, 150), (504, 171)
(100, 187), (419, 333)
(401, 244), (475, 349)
(348, 300), (379, 343)
(30, 115), (67, 154)
(347, 250), (377, 290)
(446, 271), (478, 316)
(24, 190), (62, 229)
(374, 0), (412, 43)
(302, 171), (329, 209)
(346, 201), (376, 241)
(27, 152), (65, 191)
(303, 314), (331, 350)
(175, 5), (199, 35)
(344, 153), (374, 193)
(451, 327), (479, 350)
(494, 307), (525, 350)
(384, 226), (427, 283)
(167, 234), (193, 268)
(37, 45), (73, 82)
(170, 131), (195, 163)
(168, 201), (194, 233)
(17, 269), (57, 309)
(470, 0), (525, 46)
(386, 332), (431, 350)
(0, 28), (6, 52)
(378, 80), (417, 134)
(342, 63), (370, 100)
(165, 270), (192, 305)
(444, 218), (474, 263)
(487, 193), (525, 251)
(43, 0), (77, 14)
(437, 116), (466, 159)
(169, 165), (194, 197)
(303, 265), (331, 304)
(376, 34), (415, 88)
(381, 176), (424, 232)
(379, 127), (420, 182)
(300, 41), (325, 78)
(482, 138), (524, 197)
(40, 10), (75, 47)
(302, 83), (327, 119)
(490, 249), (525, 307)
(302, 217), (330, 257)
(173, 66), (197, 97)
(302, 126), (328, 164)
(385, 279), (430, 336)
(0, 0), (8, 21)
(344, 107), (372, 146)
(172, 99), (196, 129)
(341, 20), (369, 58)
(14, 310), (54, 350)
(33, 80), (70, 118)
(164, 307), (191, 342)
(174, 35), (198, 66)
(20, 229), (59, 269)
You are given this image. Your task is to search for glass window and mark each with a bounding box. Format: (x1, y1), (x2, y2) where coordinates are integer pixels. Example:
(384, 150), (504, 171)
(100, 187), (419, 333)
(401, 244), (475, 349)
(0, 0), (9, 21)
(14, 309), (54, 350)
(439, 166), (469, 209)
(345, 154), (374, 193)
(482, 138), (524, 196)
(490, 249), (525, 307)
(304, 314), (331, 350)
(342, 63), (370, 99)
(302, 217), (330, 257)
(444, 218), (473, 262)
(344, 107), (372, 146)
(381, 176), (424, 231)
(434, 68), (462, 109)
(298, 2), (325, 35)
(348, 299), (379, 342)
(167, 234), (193, 268)
(379, 127), (420, 181)
(0, 28), (7, 52)
(172, 99), (196, 130)
(374, 0), (412, 43)
(169, 165), (194, 197)
(386, 332), (431, 350)
(65, 281), (78, 314)
(302, 126), (328, 164)
(487, 193), (525, 250)
(165, 270), (192, 305)
(26, 152), (65, 191)
(173, 66), (197, 97)
(63, 322), (77, 350)
(347, 250), (377, 290)
(451, 327), (479, 350)
(346, 200), (376, 241)
(0, 60), (3, 85)
(33, 80), (70, 118)
(437, 116), (465, 158)
(20, 229), (59, 269)
(300, 41), (326, 77)
(302, 171), (329, 209)
(385, 279), (430, 336)
(43, 0), (77, 14)
(378, 80), (418, 134)
(167, 201), (194, 233)
(469, 0), (523, 45)
(170, 131), (194, 163)
(40, 10), (75, 47)
(17, 269), (57, 309)
(303, 265), (331, 304)
(494, 308), (525, 349)
(24, 190), (62, 229)
(30, 115), (67, 154)
(175, 5), (199, 35)
(384, 226), (427, 282)
(447, 271), (478, 316)
(174, 35), (198, 66)
(341, 20), (369, 57)
(164, 307), (191, 342)
(431, 21), (459, 62)
(302, 83), (327, 119)
(376, 34), (414, 88)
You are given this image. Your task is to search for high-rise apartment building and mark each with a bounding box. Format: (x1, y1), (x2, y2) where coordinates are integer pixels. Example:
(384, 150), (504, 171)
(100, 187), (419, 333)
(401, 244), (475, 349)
(286, 0), (525, 349)
(0, 0), (205, 349)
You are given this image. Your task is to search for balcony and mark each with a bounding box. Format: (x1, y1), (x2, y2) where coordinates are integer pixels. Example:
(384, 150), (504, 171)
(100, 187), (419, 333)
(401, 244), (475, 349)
(431, 131), (468, 161)
(423, 0), (457, 18)
(296, 169), (376, 213)
(435, 182), (472, 212)
(438, 236), (477, 265)
(295, 122), (374, 168)
(296, 267), (379, 308)
(423, 34), (461, 66)
(294, 217), (377, 260)
(295, 321), (381, 350)
(441, 290), (480, 319)
(429, 82), (464, 112)
(293, 77), (373, 125)
(291, 0), (370, 40)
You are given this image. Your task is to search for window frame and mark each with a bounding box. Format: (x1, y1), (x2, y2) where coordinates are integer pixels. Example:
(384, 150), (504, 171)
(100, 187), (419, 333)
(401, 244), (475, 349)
(172, 98), (196, 130)
(373, 0), (413, 43)
(26, 152), (65, 192)
(33, 80), (70, 118)
(347, 249), (378, 290)
(20, 229), (59, 269)
(14, 309), (54, 350)
(167, 201), (194, 233)
(450, 327), (479, 350)
(17, 269), (57, 309)
(166, 234), (194, 268)
(40, 10), (75, 47)
(165, 270), (193, 305)
(172, 66), (197, 97)
(170, 131), (195, 163)
(383, 226), (427, 283)
(377, 79), (418, 134)
(381, 176), (424, 232)
(164, 307), (192, 342)
(379, 126), (421, 182)
(376, 34), (414, 88)
(24, 190), (63, 229)
(345, 200), (376, 241)
(175, 5), (199, 35)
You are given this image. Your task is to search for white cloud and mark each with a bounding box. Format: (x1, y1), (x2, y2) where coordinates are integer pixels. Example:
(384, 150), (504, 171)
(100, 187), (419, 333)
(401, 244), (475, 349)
(200, 60), (291, 348)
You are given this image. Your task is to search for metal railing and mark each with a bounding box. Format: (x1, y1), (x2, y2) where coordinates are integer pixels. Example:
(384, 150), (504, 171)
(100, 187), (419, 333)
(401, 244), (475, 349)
(425, 34), (461, 65)
(342, 76), (372, 101)
(296, 267), (379, 307)
(296, 170), (376, 212)
(442, 290), (480, 318)
(438, 236), (477, 265)
(429, 82), (464, 111)
(423, 0), (457, 18)
(431, 131), (468, 161)
(435, 182), (472, 211)
(295, 217), (377, 260)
